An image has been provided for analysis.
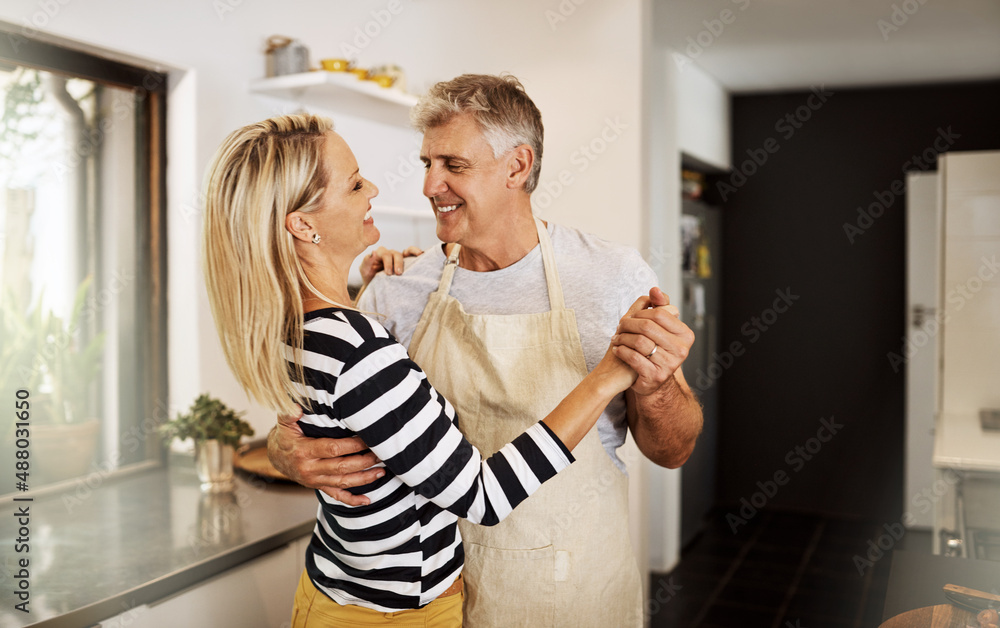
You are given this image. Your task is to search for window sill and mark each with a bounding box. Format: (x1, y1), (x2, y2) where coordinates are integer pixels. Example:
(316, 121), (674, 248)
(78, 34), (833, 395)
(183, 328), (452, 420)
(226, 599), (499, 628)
(0, 456), (316, 627)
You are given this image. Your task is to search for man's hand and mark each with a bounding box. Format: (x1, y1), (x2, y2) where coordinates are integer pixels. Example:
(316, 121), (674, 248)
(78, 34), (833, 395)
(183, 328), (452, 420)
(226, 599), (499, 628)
(267, 407), (384, 505)
(359, 245), (424, 286)
(613, 287), (702, 468)
(612, 287), (694, 396)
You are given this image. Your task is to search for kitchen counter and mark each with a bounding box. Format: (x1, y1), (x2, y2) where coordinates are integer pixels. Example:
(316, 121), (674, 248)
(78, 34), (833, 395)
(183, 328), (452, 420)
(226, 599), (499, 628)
(931, 412), (1000, 555)
(933, 412), (1000, 472)
(0, 456), (317, 627)
(882, 550), (1000, 621)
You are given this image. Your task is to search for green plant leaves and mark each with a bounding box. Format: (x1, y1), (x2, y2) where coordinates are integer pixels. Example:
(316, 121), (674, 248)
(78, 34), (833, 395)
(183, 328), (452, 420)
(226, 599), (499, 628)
(158, 393), (255, 449)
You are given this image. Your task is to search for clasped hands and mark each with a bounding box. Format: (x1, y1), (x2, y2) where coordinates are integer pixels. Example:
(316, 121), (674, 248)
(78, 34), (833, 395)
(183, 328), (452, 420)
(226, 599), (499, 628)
(267, 286), (694, 505)
(611, 286), (693, 396)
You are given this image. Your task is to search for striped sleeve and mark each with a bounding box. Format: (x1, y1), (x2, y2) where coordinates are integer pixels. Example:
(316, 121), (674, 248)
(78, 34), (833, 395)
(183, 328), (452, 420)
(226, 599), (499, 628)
(334, 324), (574, 526)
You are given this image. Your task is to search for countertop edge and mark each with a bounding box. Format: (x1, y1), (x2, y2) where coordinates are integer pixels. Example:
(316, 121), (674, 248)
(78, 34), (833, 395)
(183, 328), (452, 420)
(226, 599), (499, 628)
(25, 519), (315, 628)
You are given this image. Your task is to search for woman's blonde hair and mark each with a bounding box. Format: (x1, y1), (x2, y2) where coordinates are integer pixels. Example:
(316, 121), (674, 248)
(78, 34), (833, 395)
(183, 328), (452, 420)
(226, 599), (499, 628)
(203, 113), (337, 415)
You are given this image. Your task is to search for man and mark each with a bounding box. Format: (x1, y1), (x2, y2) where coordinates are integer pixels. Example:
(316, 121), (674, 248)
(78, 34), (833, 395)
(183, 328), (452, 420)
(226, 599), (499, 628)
(269, 74), (702, 627)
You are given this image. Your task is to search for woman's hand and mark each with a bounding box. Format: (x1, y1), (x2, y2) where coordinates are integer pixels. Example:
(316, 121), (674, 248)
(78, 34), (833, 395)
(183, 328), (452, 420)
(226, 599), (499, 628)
(593, 344), (639, 396)
(591, 295), (668, 396)
(359, 245), (424, 286)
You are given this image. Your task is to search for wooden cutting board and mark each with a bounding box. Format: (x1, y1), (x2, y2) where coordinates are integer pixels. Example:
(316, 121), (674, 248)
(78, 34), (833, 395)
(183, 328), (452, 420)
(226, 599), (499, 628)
(233, 445), (291, 481)
(879, 604), (978, 627)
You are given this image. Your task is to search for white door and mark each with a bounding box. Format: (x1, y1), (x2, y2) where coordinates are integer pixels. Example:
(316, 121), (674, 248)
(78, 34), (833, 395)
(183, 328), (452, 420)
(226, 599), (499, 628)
(905, 171), (940, 529)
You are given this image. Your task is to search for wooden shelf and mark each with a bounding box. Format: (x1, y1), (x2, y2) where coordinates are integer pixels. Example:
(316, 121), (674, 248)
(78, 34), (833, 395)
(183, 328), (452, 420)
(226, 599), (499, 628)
(249, 71), (418, 127)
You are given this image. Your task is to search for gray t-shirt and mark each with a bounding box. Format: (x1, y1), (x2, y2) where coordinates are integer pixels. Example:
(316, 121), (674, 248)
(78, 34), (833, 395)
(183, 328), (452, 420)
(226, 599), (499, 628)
(357, 221), (658, 471)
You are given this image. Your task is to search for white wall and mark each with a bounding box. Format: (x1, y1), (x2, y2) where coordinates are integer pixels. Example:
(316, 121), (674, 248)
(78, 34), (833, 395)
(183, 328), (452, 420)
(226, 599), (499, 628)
(0, 0), (648, 432)
(2, 0), (685, 575)
(641, 42), (684, 574)
(676, 61), (731, 171)
(939, 150), (1000, 415)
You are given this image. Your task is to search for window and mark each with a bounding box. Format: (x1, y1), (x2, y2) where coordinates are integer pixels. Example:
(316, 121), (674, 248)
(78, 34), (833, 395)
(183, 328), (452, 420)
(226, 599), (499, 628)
(0, 26), (167, 494)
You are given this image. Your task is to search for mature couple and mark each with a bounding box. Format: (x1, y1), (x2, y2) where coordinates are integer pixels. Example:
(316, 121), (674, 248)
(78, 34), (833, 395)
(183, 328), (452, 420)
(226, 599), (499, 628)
(203, 73), (702, 627)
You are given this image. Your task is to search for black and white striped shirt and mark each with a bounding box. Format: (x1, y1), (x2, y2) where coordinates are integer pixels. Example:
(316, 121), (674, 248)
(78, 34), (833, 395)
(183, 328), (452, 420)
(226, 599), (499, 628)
(288, 308), (574, 612)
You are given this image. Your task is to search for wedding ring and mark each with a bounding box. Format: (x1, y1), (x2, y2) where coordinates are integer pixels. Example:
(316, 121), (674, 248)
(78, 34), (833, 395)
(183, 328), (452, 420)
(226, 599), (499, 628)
(646, 346), (657, 359)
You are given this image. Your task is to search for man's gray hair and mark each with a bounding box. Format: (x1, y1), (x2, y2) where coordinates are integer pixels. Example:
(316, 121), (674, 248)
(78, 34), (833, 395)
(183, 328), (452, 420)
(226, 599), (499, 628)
(411, 74), (544, 194)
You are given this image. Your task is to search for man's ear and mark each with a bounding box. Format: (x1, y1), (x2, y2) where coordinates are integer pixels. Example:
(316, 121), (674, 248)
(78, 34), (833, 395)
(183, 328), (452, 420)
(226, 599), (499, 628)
(506, 144), (535, 190)
(285, 211), (314, 243)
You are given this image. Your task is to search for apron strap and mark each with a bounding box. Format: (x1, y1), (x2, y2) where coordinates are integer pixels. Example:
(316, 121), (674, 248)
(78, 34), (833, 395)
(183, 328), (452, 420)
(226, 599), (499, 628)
(534, 217), (566, 311)
(433, 218), (566, 312)
(436, 243), (462, 295)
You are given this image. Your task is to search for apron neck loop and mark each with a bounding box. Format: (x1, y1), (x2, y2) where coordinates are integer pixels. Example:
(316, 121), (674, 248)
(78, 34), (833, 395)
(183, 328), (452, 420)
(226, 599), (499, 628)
(433, 218), (566, 312)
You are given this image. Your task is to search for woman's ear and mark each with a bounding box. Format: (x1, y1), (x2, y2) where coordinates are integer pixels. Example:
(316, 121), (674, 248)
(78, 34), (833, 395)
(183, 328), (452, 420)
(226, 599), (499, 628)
(506, 144), (534, 190)
(285, 211), (314, 244)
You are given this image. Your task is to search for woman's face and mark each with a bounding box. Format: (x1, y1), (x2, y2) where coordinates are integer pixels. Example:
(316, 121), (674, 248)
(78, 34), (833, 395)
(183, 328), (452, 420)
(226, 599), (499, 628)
(312, 132), (380, 258)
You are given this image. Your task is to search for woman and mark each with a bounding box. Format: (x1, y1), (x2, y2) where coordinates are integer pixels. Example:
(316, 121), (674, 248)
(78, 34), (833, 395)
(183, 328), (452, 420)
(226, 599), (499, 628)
(202, 113), (638, 627)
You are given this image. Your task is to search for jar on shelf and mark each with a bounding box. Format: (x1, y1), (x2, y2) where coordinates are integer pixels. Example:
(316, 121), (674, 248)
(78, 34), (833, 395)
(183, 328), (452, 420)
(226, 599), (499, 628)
(265, 36), (310, 77)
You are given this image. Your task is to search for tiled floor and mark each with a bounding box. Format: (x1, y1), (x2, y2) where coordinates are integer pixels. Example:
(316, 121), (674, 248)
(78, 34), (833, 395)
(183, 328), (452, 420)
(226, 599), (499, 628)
(648, 509), (928, 628)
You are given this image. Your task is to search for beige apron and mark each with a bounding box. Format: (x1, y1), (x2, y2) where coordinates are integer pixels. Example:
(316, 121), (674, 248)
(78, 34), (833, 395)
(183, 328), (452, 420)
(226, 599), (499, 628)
(409, 218), (642, 628)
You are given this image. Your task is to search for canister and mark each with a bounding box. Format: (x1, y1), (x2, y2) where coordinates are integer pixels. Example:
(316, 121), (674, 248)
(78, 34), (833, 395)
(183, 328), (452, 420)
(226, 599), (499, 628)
(265, 36), (309, 77)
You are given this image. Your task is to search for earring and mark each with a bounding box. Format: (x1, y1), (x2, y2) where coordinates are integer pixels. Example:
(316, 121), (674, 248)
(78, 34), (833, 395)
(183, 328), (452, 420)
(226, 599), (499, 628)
(312, 233), (321, 244)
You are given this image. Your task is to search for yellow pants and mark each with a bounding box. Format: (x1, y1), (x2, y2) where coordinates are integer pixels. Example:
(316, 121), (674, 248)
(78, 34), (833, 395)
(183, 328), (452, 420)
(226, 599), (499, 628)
(290, 569), (463, 628)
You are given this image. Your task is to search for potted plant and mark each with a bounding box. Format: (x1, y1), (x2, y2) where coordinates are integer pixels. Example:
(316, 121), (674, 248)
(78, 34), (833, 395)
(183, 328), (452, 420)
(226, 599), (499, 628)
(1, 277), (105, 484)
(159, 394), (254, 492)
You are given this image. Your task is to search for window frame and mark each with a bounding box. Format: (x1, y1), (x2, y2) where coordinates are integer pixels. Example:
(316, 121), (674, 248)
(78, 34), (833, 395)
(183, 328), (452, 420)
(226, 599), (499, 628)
(0, 24), (169, 486)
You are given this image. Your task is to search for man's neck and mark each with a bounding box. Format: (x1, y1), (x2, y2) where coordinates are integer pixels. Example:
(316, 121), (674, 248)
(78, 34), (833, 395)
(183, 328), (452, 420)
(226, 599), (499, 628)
(455, 213), (543, 272)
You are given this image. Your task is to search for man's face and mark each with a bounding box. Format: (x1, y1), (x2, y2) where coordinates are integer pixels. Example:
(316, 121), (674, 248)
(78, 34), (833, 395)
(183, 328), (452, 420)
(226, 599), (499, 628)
(420, 114), (512, 248)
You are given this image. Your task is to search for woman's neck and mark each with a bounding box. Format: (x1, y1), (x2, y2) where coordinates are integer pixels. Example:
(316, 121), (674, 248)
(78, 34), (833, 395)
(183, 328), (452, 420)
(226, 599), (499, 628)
(300, 265), (353, 312)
